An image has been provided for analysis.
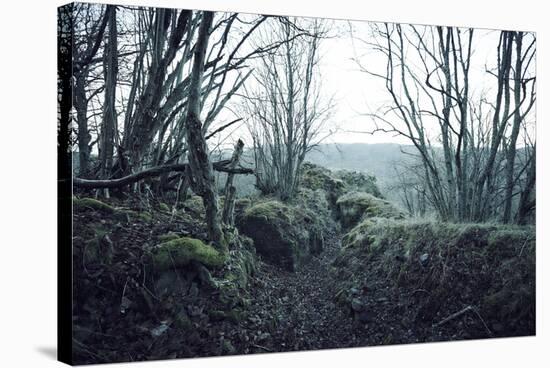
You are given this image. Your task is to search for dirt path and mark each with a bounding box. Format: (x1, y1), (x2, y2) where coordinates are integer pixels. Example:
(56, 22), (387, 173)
(238, 226), (371, 353)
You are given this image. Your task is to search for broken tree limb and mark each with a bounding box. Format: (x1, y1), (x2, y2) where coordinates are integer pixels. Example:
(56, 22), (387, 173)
(205, 118), (243, 140)
(222, 139), (244, 225)
(433, 306), (473, 327)
(433, 305), (493, 337)
(73, 160), (253, 189)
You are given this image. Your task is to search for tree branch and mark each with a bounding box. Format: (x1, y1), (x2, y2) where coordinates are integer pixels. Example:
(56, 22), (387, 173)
(74, 160), (253, 189)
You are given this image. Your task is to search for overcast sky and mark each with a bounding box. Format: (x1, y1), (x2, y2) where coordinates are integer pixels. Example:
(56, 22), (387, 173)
(215, 16), (520, 147)
(316, 22), (506, 145)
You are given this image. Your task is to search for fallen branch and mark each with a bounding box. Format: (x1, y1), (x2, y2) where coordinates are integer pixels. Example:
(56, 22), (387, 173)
(74, 160), (254, 189)
(433, 305), (493, 337)
(433, 305), (473, 327)
(251, 343), (273, 352)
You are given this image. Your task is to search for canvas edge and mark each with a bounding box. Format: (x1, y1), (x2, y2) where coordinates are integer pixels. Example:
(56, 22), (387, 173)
(58, 2), (75, 365)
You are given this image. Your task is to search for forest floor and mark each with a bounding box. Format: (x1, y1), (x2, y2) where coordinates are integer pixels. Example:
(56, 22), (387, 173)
(238, 226), (362, 353)
(71, 195), (534, 364)
(238, 225), (438, 354)
(72, 200), (403, 362)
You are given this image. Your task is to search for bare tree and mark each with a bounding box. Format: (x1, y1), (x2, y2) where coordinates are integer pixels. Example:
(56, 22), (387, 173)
(99, 5), (118, 180)
(244, 18), (333, 200)
(183, 11), (226, 249)
(354, 24), (536, 222)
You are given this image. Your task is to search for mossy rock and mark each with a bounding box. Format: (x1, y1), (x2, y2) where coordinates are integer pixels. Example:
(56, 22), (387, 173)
(183, 195), (205, 214)
(150, 237), (225, 271)
(300, 162), (346, 208)
(300, 162), (336, 191)
(237, 200), (322, 271)
(73, 197), (115, 213)
(334, 170), (384, 199)
(294, 188), (332, 231)
(336, 191), (404, 229)
(224, 234), (257, 289)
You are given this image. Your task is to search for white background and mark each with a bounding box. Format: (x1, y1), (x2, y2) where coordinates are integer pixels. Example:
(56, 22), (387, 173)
(0, 0), (547, 366)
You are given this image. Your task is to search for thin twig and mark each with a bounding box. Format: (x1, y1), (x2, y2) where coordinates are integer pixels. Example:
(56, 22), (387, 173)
(251, 343), (273, 352)
(433, 305), (473, 327)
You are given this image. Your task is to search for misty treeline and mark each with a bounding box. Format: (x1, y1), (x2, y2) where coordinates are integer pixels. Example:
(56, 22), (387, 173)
(60, 4), (332, 249)
(353, 25), (536, 224)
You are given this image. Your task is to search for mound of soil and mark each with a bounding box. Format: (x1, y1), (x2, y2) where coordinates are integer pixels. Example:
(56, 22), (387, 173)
(332, 218), (535, 342)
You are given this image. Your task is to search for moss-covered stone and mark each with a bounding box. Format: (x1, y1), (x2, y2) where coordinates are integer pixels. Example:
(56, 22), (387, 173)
(151, 237), (225, 270)
(183, 195), (205, 214)
(300, 162), (346, 208)
(334, 170), (384, 199)
(73, 197), (116, 213)
(336, 191), (404, 229)
(237, 200), (323, 271)
(224, 233), (256, 288)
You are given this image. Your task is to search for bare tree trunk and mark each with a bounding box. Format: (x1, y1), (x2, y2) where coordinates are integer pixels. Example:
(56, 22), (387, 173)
(516, 144), (536, 225)
(74, 72), (91, 177)
(503, 32), (524, 223)
(99, 5), (118, 179)
(184, 11), (225, 250)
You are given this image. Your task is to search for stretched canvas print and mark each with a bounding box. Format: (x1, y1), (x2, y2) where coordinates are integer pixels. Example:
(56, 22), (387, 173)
(58, 1), (536, 365)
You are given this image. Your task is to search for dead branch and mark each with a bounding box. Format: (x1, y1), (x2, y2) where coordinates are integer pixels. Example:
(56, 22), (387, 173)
(73, 160), (253, 189)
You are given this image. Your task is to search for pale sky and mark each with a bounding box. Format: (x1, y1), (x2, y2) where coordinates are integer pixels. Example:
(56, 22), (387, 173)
(215, 16), (530, 148)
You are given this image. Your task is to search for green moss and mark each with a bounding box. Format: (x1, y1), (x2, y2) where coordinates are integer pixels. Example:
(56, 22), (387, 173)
(334, 170), (383, 198)
(238, 200), (322, 271)
(157, 233), (181, 242)
(138, 211), (153, 222)
(235, 198), (252, 209)
(183, 196), (205, 214)
(73, 197), (115, 213)
(336, 191), (404, 228)
(334, 218), (535, 336)
(159, 203), (170, 212)
(225, 239), (257, 288)
(487, 229), (534, 258)
(244, 200), (291, 221)
(300, 162), (335, 191)
(151, 237), (225, 270)
(300, 162), (347, 208)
